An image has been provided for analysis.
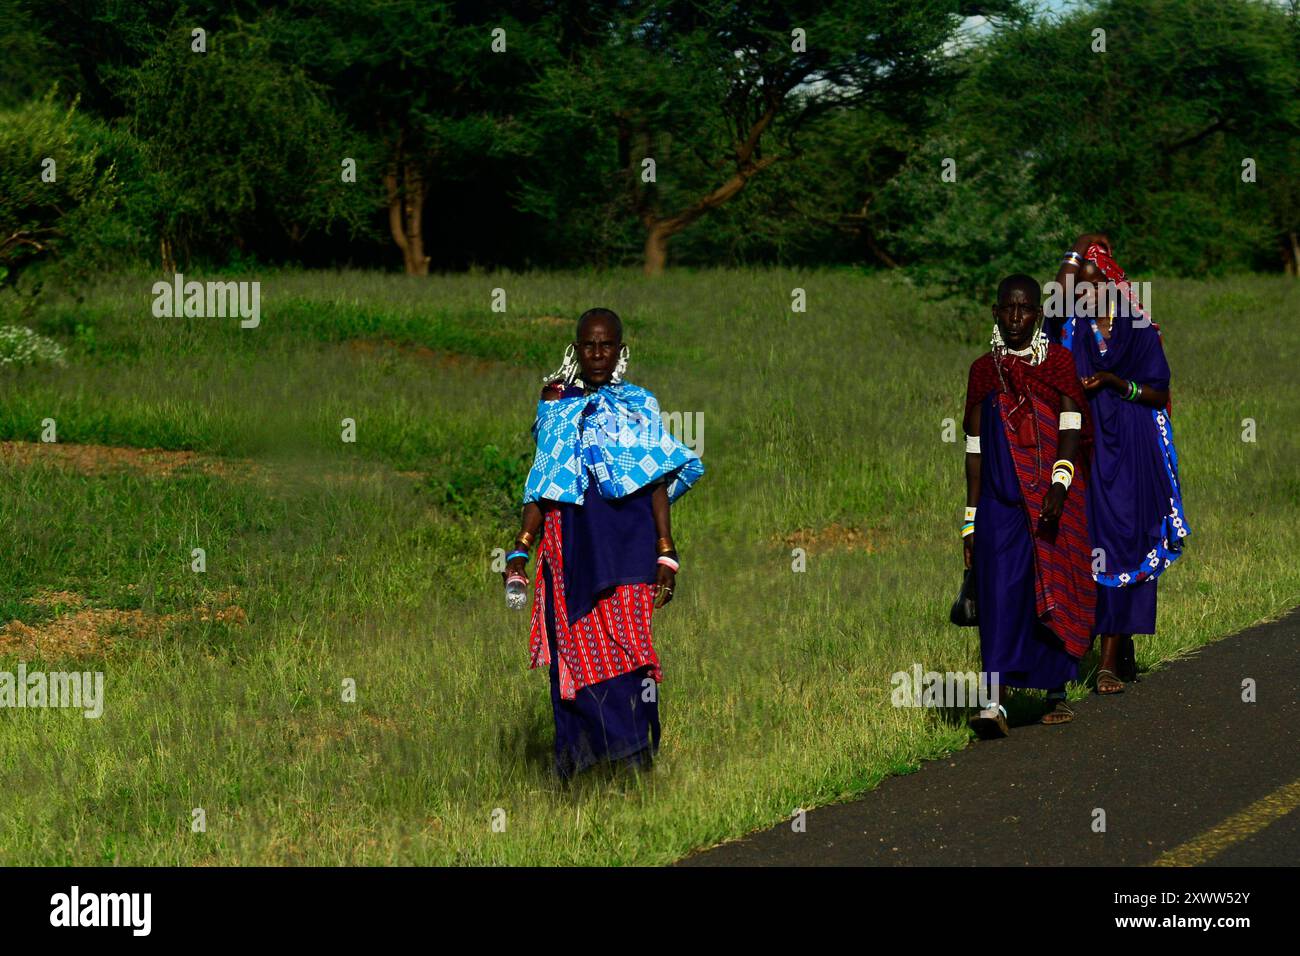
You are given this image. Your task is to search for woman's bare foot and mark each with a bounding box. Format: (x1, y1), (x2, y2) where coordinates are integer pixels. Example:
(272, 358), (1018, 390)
(1097, 634), (1126, 694)
(1042, 689), (1075, 724)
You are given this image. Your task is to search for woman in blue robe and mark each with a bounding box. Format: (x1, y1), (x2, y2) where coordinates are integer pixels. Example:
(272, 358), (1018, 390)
(1049, 235), (1191, 694)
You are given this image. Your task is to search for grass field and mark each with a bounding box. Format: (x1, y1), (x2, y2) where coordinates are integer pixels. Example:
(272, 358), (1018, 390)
(1, 268), (1297, 865)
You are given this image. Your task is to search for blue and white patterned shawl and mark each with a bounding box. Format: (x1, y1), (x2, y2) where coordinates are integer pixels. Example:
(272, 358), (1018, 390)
(522, 381), (704, 505)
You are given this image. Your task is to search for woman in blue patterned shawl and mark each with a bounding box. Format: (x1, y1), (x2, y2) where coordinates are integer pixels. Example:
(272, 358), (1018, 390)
(1048, 234), (1191, 696)
(504, 308), (703, 779)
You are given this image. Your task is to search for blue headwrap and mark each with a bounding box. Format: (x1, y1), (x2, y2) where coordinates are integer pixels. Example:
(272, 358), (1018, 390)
(522, 381), (704, 505)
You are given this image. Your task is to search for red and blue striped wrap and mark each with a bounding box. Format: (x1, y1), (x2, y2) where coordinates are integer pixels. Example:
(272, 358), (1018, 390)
(965, 342), (1096, 659)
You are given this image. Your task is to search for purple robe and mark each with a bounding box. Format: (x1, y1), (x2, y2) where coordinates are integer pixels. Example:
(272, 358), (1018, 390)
(1052, 312), (1176, 635)
(974, 392), (1079, 690)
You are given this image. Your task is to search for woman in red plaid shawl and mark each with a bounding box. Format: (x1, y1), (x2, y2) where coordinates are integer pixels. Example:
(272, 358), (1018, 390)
(963, 275), (1095, 737)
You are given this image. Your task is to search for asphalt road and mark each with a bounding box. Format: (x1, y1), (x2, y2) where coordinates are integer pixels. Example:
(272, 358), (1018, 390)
(681, 607), (1300, 866)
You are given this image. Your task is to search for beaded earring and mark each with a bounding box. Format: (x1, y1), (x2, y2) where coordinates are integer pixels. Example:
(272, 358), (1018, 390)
(1029, 326), (1049, 365)
(541, 343), (579, 387)
(610, 344), (629, 384)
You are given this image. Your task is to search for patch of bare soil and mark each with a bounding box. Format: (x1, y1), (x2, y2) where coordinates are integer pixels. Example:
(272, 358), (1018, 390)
(0, 589), (248, 661)
(2, 440), (426, 485)
(780, 522), (889, 554)
(0, 441), (255, 479)
(529, 314), (573, 330)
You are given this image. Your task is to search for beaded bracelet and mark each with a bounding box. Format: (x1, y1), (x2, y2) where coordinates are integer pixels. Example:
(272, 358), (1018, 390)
(1124, 380), (1140, 402)
(506, 549), (529, 563)
(657, 555), (680, 573)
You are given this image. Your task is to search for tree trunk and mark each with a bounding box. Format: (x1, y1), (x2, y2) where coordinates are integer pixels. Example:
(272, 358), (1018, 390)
(160, 236), (175, 274)
(636, 98), (781, 276)
(1289, 231), (1299, 277)
(639, 156), (775, 276)
(385, 135), (430, 276)
(643, 223), (671, 276)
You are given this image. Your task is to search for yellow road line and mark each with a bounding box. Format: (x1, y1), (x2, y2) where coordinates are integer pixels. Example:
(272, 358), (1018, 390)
(1154, 778), (1300, 866)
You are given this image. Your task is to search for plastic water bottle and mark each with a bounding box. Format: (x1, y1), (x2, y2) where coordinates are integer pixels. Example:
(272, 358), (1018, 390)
(505, 573), (528, 610)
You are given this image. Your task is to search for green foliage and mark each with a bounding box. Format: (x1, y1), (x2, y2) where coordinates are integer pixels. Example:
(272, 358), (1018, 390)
(432, 442), (533, 521)
(0, 88), (122, 290)
(125, 23), (381, 265)
(950, 0), (1300, 276)
(880, 145), (1074, 300)
(0, 0), (1296, 277)
(516, 0), (1024, 266)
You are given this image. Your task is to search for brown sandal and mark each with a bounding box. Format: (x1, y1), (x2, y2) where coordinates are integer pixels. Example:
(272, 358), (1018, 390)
(1096, 668), (1125, 695)
(1041, 699), (1075, 724)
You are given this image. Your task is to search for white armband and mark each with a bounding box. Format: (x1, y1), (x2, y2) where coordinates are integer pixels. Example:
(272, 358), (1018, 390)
(961, 506), (976, 538)
(1059, 411), (1082, 431)
(965, 434), (981, 454)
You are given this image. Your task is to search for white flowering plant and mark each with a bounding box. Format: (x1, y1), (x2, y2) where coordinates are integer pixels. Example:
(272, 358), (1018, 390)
(0, 324), (67, 367)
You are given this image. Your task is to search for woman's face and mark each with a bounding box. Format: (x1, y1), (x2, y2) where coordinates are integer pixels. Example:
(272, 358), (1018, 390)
(575, 316), (620, 387)
(1076, 261), (1107, 318)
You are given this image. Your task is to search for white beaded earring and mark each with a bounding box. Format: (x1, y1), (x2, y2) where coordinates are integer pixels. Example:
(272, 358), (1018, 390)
(990, 322), (1005, 351)
(1030, 325), (1049, 365)
(610, 344), (629, 384)
(541, 343), (579, 386)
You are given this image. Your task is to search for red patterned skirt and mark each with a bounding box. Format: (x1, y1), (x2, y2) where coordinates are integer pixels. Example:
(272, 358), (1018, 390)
(528, 509), (662, 700)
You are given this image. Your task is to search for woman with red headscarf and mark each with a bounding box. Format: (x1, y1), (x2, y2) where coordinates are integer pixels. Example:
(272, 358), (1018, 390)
(1048, 234), (1191, 696)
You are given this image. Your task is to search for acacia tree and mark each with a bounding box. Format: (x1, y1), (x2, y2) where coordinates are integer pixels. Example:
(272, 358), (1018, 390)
(524, 0), (1020, 274)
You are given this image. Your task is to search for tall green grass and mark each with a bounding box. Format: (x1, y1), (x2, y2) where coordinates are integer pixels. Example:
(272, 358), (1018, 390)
(0, 269), (1296, 864)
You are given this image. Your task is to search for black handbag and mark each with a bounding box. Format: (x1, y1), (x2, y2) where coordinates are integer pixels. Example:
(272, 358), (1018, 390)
(949, 567), (978, 627)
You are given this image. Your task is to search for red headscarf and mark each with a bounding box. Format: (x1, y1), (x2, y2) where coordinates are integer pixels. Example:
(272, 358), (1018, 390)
(1085, 244), (1152, 328)
(1085, 243), (1172, 413)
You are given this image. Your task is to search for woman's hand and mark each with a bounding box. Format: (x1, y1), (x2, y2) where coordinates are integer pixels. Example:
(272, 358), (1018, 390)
(1039, 483), (1067, 527)
(1081, 371), (1124, 394)
(654, 563), (676, 608)
(502, 555), (527, 584)
(963, 533), (974, 570)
